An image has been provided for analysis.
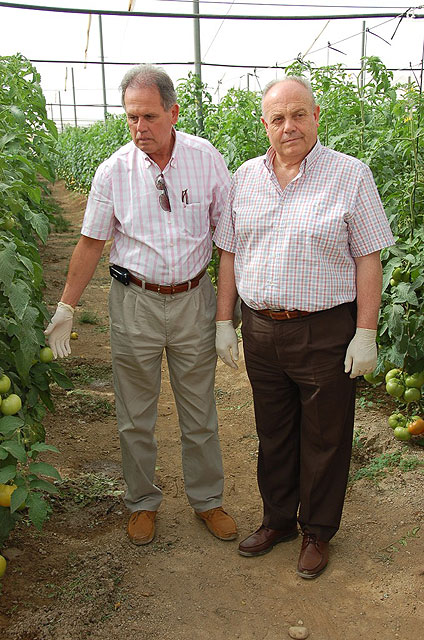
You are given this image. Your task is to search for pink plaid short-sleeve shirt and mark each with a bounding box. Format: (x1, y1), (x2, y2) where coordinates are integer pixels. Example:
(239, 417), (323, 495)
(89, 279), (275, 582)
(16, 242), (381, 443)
(81, 130), (230, 284)
(213, 140), (394, 312)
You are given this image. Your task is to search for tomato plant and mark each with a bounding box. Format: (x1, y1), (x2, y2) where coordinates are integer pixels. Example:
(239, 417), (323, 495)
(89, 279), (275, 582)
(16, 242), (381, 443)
(0, 54), (73, 545)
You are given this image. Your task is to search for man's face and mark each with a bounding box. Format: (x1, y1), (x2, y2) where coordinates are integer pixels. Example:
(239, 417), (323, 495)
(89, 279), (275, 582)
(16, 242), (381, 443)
(124, 85), (179, 160)
(261, 81), (320, 164)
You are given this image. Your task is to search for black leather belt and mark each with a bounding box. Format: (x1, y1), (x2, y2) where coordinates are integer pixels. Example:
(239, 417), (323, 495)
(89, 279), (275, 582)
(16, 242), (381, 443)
(129, 269), (206, 294)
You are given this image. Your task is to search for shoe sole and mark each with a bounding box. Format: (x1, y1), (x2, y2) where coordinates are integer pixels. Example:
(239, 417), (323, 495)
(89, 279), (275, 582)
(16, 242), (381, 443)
(238, 531), (299, 557)
(128, 532), (155, 546)
(296, 563), (328, 579)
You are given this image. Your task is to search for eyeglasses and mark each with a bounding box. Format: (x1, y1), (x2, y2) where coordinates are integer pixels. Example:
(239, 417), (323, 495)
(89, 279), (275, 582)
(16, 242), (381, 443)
(155, 173), (171, 212)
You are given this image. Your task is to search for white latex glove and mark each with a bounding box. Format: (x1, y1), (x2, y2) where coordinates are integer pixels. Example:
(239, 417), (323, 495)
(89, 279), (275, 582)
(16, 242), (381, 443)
(216, 320), (239, 369)
(344, 328), (377, 379)
(44, 302), (75, 358)
(232, 297), (242, 329)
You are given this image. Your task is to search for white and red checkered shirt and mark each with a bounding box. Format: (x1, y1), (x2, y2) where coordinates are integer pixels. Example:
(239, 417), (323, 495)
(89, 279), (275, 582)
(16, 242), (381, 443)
(81, 130), (230, 284)
(214, 140), (394, 312)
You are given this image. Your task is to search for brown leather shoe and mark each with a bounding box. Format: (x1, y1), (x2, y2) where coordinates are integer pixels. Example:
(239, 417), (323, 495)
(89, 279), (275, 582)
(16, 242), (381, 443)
(238, 525), (298, 557)
(297, 532), (329, 579)
(127, 510), (157, 546)
(195, 507), (237, 540)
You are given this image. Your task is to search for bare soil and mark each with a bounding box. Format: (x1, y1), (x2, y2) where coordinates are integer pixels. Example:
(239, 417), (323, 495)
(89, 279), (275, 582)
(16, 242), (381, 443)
(0, 182), (423, 640)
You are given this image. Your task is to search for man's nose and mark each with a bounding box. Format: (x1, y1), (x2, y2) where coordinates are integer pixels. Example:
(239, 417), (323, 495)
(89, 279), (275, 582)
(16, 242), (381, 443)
(135, 118), (147, 132)
(283, 117), (295, 132)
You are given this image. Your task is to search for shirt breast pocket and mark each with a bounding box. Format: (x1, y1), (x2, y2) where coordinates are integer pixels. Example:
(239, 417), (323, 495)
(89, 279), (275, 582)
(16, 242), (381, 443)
(305, 209), (348, 253)
(180, 203), (209, 237)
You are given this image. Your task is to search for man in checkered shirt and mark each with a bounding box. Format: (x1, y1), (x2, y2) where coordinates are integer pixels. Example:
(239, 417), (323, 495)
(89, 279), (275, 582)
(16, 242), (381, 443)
(45, 64), (237, 547)
(214, 76), (394, 578)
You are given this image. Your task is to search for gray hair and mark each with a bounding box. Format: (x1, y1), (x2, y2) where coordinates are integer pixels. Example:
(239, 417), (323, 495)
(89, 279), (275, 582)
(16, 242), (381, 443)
(262, 76), (316, 118)
(120, 64), (177, 111)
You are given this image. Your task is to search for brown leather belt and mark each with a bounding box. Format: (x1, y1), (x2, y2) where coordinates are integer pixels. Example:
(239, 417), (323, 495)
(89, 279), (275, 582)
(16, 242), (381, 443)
(256, 308), (312, 320)
(129, 269), (206, 294)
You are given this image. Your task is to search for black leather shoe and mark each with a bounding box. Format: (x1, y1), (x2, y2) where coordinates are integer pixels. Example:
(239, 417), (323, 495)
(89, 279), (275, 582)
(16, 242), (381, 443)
(238, 525), (298, 557)
(297, 532), (329, 579)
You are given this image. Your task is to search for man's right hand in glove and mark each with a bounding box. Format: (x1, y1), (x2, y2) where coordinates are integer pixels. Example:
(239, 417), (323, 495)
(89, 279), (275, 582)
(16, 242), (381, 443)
(44, 302), (75, 358)
(216, 320), (239, 369)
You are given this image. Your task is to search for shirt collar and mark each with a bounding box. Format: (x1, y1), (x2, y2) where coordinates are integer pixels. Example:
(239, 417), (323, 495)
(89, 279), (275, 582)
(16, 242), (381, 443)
(263, 138), (323, 174)
(136, 128), (178, 169)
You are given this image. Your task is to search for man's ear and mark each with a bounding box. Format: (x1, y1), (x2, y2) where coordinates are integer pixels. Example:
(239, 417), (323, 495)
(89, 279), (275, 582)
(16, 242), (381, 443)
(171, 103), (180, 125)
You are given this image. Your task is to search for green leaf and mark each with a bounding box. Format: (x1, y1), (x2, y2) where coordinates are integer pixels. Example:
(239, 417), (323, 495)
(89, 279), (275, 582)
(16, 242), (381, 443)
(0, 415), (24, 437)
(26, 493), (50, 530)
(48, 365), (74, 390)
(10, 486), (28, 513)
(38, 388), (55, 412)
(0, 243), (20, 286)
(385, 304), (404, 338)
(29, 461), (61, 481)
(28, 477), (59, 494)
(30, 443), (60, 455)
(0, 465), (17, 483)
(7, 279), (30, 320)
(1, 441), (27, 463)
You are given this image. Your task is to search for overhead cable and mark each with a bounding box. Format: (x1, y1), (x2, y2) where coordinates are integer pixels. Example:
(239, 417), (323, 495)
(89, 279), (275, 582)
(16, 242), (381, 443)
(31, 58), (422, 72)
(0, 1), (423, 21)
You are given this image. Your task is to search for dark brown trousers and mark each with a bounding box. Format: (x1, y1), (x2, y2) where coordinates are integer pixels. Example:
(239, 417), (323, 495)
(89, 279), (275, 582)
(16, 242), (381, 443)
(241, 301), (357, 542)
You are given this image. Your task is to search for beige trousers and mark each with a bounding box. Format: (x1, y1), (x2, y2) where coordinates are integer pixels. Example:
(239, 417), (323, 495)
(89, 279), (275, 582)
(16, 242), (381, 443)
(109, 274), (224, 513)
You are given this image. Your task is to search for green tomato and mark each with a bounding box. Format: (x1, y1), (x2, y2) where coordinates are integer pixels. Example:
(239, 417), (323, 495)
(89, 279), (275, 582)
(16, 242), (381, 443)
(386, 379), (405, 398)
(390, 278), (397, 287)
(363, 371), (384, 385)
(0, 555), (6, 578)
(393, 426), (412, 441)
(385, 369), (402, 383)
(403, 387), (421, 404)
(0, 374), (11, 394)
(388, 413), (406, 429)
(0, 394), (22, 416)
(39, 347), (54, 363)
(391, 267), (403, 282)
(405, 372), (424, 389)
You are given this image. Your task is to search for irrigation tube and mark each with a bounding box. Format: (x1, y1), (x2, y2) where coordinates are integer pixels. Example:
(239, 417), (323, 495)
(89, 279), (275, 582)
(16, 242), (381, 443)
(0, 1), (423, 21)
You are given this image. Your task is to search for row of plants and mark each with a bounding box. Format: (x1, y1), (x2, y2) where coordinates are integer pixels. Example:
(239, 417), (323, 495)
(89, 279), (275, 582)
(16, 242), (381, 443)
(0, 54), (73, 556)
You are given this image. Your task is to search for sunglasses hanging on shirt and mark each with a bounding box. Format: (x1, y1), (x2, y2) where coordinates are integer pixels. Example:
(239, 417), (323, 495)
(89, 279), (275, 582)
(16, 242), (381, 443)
(155, 173), (171, 212)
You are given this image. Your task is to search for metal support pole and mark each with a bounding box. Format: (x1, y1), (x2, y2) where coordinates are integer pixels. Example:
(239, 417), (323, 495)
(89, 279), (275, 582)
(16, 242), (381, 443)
(360, 21), (366, 89)
(58, 91), (64, 132)
(99, 14), (108, 122)
(71, 67), (78, 127)
(193, 0), (203, 133)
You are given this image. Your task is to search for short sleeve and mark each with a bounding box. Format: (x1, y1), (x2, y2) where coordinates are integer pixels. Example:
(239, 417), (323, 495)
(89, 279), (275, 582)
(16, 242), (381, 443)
(81, 161), (115, 240)
(347, 165), (394, 257)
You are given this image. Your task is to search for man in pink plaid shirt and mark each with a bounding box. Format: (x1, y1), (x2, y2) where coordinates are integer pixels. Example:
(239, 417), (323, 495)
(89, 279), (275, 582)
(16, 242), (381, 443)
(214, 76), (394, 578)
(45, 65), (237, 546)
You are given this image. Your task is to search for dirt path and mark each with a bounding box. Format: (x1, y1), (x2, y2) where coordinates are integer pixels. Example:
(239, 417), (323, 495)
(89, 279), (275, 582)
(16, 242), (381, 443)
(1, 182), (423, 640)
